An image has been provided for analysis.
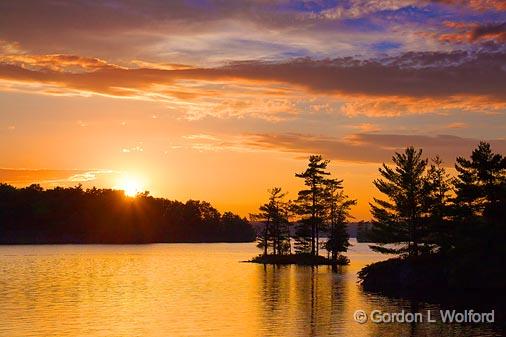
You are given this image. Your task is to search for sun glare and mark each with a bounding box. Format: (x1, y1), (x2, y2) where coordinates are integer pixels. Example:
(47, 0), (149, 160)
(117, 175), (143, 197)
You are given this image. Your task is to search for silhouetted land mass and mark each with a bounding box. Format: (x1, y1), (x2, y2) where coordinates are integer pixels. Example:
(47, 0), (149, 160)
(359, 142), (506, 298)
(0, 184), (256, 244)
(247, 142), (504, 297)
(354, 221), (372, 242)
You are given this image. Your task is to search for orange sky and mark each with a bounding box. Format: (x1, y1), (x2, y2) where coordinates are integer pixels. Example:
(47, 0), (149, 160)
(1, 1), (505, 219)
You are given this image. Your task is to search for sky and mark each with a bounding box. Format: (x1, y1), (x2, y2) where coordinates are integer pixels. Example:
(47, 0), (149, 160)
(0, 0), (505, 219)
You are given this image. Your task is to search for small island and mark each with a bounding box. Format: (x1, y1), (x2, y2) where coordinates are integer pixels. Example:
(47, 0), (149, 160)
(248, 253), (349, 266)
(248, 156), (355, 266)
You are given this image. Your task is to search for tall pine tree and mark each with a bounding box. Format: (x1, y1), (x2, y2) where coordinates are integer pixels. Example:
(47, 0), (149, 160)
(424, 156), (453, 253)
(293, 155), (330, 256)
(369, 147), (428, 257)
(454, 142), (506, 224)
(451, 142), (506, 288)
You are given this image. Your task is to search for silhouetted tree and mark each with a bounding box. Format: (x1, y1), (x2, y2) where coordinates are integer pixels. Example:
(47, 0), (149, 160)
(451, 142), (506, 287)
(424, 156), (454, 253)
(252, 187), (290, 255)
(359, 143), (506, 292)
(220, 212), (256, 242)
(293, 155), (330, 256)
(369, 147), (428, 257)
(454, 142), (506, 225)
(323, 178), (356, 262)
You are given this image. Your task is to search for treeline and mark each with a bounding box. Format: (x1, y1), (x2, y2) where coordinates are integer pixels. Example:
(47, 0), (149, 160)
(252, 155), (356, 264)
(0, 185), (256, 244)
(361, 142), (506, 292)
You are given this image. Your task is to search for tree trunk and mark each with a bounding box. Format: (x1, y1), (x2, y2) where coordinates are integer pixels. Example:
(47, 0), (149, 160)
(409, 215), (418, 257)
(311, 182), (316, 256)
(316, 221), (319, 256)
(311, 220), (316, 256)
(273, 222), (277, 256)
(263, 218), (269, 256)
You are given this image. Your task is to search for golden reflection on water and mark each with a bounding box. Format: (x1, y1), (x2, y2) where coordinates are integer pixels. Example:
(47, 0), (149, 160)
(0, 241), (500, 337)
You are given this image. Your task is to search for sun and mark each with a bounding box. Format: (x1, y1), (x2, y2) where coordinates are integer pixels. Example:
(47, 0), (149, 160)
(117, 175), (143, 197)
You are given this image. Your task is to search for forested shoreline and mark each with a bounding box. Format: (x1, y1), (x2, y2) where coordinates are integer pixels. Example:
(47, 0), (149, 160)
(0, 185), (256, 244)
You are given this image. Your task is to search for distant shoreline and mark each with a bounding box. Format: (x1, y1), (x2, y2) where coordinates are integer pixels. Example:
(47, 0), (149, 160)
(0, 240), (255, 245)
(0, 184), (257, 245)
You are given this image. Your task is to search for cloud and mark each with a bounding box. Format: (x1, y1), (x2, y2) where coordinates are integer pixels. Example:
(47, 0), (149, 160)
(0, 168), (116, 186)
(246, 132), (506, 164)
(430, 0), (506, 11)
(446, 122), (468, 128)
(351, 123), (381, 132)
(438, 21), (506, 44)
(340, 94), (506, 117)
(183, 134), (220, 141)
(1, 0), (503, 66)
(470, 22), (506, 42)
(172, 133), (259, 153)
(320, 0), (418, 19)
(0, 1), (413, 63)
(121, 145), (144, 153)
(0, 39), (22, 54)
(0, 54), (116, 72)
(1, 50), (505, 116)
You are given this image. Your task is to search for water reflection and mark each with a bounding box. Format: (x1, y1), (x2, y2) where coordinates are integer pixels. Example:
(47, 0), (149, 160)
(0, 241), (501, 337)
(255, 243), (501, 337)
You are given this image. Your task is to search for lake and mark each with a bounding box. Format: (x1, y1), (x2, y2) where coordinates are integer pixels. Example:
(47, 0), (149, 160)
(0, 239), (501, 337)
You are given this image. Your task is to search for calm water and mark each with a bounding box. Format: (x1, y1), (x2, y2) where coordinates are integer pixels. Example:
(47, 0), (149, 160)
(0, 240), (500, 337)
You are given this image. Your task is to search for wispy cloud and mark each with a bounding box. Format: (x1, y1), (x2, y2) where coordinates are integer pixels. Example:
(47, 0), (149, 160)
(1, 0), (504, 64)
(245, 132), (506, 164)
(0, 168), (117, 186)
(446, 122), (468, 129)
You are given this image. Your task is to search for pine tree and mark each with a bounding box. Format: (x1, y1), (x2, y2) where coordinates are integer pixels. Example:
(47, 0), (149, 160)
(451, 142), (506, 287)
(369, 146), (428, 257)
(292, 217), (312, 254)
(293, 155), (330, 256)
(424, 156), (453, 253)
(269, 188), (291, 255)
(252, 187), (290, 255)
(454, 142), (506, 224)
(323, 178), (356, 262)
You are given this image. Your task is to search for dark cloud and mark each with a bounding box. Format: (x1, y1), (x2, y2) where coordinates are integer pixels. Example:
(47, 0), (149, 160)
(429, 0), (506, 11)
(247, 133), (506, 164)
(0, 1), (342, 56)
(470, 22), (506, 42)
(1, 50), (505, 101)
(217, 51), (506, 99)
